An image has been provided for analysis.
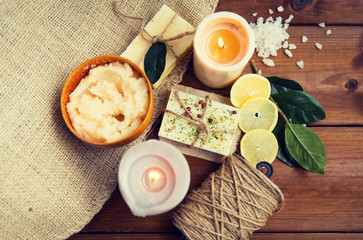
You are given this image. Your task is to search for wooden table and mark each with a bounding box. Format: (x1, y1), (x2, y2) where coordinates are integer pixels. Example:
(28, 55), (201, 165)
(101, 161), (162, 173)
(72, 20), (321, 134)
(70, 0), (363, 239)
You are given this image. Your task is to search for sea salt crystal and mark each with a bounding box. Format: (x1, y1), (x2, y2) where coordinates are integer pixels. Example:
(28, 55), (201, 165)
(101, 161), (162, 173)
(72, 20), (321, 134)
(283, 41), (289, 48)
(289, 43), (297, 50)
(262, 58), (275, 67)
(326, 29), (332, 35)
(258, 69), (262, 75)
(296, 61), (304, 69)
(285, 15), (294, 24)
(319, 22), (326, 28)
(252, 12), (258, 17)
(315, 42), (323, 50)
(256, 16), (264, 25)
(269, 9), (274, 14)
(266, 16), (274, 22)
(302, 35), (308, 43)
(277, 6), (284, 12)
(284, 49), (293, 57)
(270, 50), (277, 57)
(249, 16), (290, 58)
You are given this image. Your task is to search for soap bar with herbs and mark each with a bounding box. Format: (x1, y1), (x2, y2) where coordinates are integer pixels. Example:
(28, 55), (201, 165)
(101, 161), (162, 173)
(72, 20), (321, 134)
(158, 89), (241, 156)
(121, 5), (195, 88)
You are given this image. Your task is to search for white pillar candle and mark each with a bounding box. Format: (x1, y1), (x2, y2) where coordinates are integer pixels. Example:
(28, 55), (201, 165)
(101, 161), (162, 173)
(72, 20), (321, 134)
(118, 140), (190, 217)
(193, 12), (255, 89)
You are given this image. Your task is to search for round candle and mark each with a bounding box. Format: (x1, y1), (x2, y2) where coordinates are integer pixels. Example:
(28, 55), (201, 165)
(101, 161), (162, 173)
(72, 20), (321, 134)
(118, 140), (190, 217)
(193, 12), (255, 88)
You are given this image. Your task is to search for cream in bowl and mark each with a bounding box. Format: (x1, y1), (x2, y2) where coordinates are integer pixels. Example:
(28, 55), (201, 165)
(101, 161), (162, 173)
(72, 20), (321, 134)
(61, 55), (154, 148)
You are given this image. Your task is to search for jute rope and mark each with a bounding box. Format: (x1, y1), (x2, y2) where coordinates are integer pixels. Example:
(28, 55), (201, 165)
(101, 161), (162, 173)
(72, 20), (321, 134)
(164, 91), (236, 146)
(171, 153), (285, 240)
(113, 0), (195, 61)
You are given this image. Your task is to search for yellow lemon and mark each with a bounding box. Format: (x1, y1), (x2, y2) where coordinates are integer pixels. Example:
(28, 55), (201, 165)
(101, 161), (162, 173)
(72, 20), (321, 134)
(230, 74), (271, 108)
(240, 129), (278, 167)
(238, 97), (278, 133)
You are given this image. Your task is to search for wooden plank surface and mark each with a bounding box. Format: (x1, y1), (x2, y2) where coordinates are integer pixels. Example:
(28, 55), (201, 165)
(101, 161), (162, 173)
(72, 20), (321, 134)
(71, 233), (363, 240)
(69, 0), (363, 239)
(69, 127), (363, 235)
(217, 0), (363, 25)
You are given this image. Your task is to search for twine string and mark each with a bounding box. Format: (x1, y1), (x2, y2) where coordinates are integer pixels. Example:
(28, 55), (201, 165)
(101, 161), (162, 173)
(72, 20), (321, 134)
(113, 0), (195, 61)
(219, 162), (225, 237)
(171, 153), (285, 239)
(164, 91), (236, 146)
(211, 174), (220, 240)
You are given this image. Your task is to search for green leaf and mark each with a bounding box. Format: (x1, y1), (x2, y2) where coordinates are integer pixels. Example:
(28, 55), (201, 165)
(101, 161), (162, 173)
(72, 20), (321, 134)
(285, 123), (326, 174)
(273, 116), (296, 167)
(267, 76), (304, 94)
(278, 141), (297, 167)
(271, 90), (326, 124)
(144, 42), (167, 85)
(272, 114), (284, 136)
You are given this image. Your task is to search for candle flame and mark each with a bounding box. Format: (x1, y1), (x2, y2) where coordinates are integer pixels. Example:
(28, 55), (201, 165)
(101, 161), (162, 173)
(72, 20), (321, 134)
(218, 37), (224, 48)
(148, 171), (160, 183)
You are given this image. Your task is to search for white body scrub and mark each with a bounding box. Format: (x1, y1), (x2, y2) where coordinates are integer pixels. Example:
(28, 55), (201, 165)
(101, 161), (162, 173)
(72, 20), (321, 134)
(67, 62), (149, 143)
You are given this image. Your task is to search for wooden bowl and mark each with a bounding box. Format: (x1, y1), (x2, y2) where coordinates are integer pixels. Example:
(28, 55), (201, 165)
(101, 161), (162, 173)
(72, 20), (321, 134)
(61, 55), (154, 148)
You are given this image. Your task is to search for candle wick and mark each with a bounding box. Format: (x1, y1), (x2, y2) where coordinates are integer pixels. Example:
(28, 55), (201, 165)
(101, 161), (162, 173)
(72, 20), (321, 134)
(215, 45), (223, 58)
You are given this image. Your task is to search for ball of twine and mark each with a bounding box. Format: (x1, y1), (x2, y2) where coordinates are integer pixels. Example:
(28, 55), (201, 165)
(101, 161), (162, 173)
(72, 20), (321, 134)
(171, 153), (284, 240)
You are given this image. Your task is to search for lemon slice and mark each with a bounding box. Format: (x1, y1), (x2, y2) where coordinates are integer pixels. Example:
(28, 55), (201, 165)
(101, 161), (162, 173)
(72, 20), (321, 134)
(230, 74), (271, 108)
(240, 129), (278, 167)
(238, 97), (278, 133)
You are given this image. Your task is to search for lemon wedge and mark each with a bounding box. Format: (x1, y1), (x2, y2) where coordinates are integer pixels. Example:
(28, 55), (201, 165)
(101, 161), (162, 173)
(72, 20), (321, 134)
(238, 97), (278, 133)
(240, 129), (278, 167)
(230, 74), (271, 108)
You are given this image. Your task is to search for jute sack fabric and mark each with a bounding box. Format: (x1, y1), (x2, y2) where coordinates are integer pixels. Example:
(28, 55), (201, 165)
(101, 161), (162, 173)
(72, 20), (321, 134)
(0, 0), (218, 239)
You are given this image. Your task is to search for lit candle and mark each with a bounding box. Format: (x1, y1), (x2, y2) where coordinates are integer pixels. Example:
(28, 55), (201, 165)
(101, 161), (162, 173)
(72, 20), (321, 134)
(142, 168), (166, 192)
(193, 12), (255, 88)
(208, 30), (240, 63)
(118, 140), (190, 217)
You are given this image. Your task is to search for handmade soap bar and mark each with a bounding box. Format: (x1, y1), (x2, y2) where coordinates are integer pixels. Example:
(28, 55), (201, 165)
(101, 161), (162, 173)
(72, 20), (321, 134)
(121, 5), (195, 88)
(158, 89), (241, 156)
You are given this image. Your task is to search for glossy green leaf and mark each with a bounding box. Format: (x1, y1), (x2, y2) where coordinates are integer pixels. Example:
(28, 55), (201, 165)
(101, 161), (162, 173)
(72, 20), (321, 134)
(272, 114), (284, 136)
(144, 42), (167, 85)
(271, 90), (326, 124)
(267, 76), (304, 94)
(273, 116), (296, 167)
(285, 123), (326, 174)
(277, 141), (297, 168)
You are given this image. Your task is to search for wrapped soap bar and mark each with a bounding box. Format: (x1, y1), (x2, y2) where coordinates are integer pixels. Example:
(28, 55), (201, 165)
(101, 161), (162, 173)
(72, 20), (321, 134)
(158, 88), (241, 156)
(121, 5), (195, 88)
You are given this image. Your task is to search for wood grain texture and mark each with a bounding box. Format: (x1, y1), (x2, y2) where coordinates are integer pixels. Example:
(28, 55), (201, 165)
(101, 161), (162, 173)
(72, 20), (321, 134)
(71, 127), (363, 235)
(216, 0), (363, 25)
(70, 233), (363, 240)
(70, 233), (182, 240)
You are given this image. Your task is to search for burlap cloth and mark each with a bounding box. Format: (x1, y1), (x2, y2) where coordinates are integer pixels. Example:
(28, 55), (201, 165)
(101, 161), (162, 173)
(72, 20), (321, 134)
(0, 1), (218, 239)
